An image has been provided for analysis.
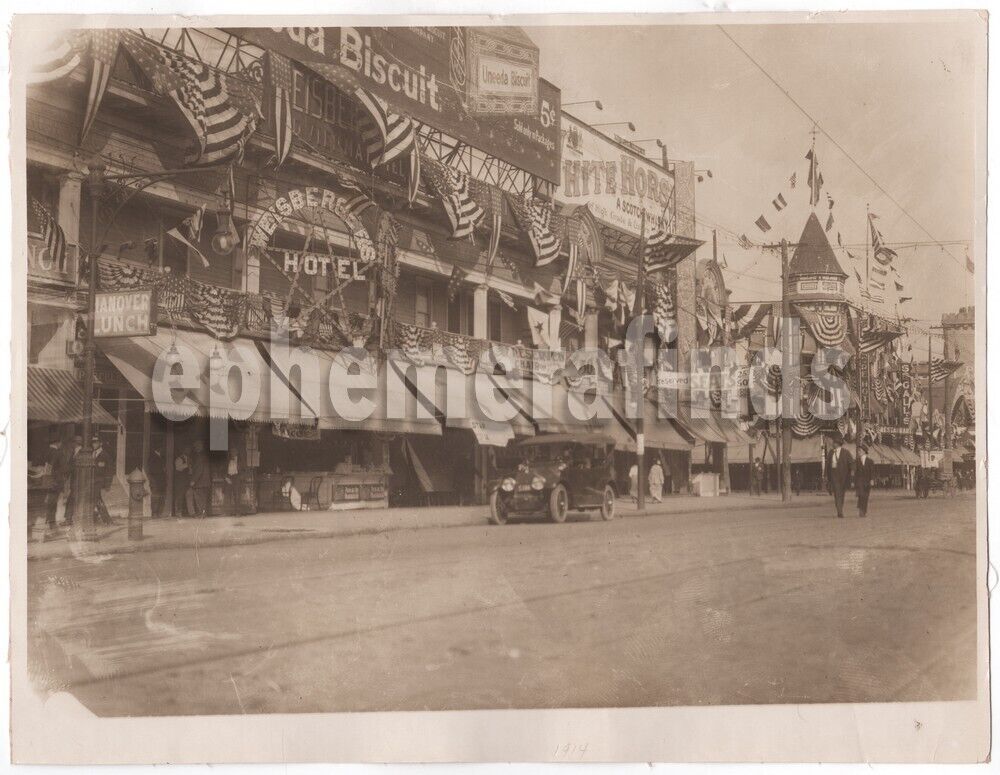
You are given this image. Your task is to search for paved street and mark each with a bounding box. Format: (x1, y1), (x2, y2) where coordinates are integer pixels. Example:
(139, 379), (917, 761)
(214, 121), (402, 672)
(27, 491), (977, 716)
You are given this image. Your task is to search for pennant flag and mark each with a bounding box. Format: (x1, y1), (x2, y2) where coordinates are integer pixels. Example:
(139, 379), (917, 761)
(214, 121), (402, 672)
(806, 147), (823, 206)
(512, 194), (562, 266)
(527, 305), (552, 349)
(268, 51), (294, 167)
(827, 192), (835, 210)
(868, 213), (898, 265)
(532, 281), (561, 308)
(447, 264), (468, 301)
(425, 160), (484, 240)
(825, 212), (834, 232)
(894, 278), (905, 292)
(166, 205), (209, 268)
(755, 215), (772, 233)
(122, 35), (259, 166)
(30, 199), (68, 271)
(789, 172), (797, 189)
(494, 289), (517, 310)
(772, 193), (787, 211)
(80, 30), (120, 143)
(486, 187), (503, 268)
(29, 32), (83, 84)
(738, 233), (753, 250)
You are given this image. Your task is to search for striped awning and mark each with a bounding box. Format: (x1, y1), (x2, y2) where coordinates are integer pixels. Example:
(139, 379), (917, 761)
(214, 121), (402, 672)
(27, 367), (116, 426)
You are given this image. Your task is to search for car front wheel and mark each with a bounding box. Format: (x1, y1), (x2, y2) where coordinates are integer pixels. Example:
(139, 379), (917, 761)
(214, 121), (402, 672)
(600, 485), (616, 520)
(489, 491), (509, 525)
(549, 485), (569, 523)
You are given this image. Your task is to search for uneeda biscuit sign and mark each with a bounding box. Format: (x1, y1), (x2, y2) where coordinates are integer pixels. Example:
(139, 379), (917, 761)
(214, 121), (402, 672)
(93, 289), (157, 338)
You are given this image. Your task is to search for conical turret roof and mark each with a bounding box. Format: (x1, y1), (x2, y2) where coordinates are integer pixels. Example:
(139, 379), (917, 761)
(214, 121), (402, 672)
(789, 212), (847, 279)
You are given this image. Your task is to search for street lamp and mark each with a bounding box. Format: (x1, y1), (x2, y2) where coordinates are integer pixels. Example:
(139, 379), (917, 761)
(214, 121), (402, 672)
(73, 156), (107, 540)
(592, 121), (637, 133)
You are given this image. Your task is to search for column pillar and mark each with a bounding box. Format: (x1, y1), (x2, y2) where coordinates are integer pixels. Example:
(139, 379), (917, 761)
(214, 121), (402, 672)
(584, 309), (599, 349)
(473, 284), (489, 340)
(58, 171), (84, 274)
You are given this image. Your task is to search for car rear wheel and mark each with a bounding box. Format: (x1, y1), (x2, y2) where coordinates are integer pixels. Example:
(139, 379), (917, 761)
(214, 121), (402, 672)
(549, 485), (569, 523)
(489, 491), (509, 525)
(600, 485), (616, 520)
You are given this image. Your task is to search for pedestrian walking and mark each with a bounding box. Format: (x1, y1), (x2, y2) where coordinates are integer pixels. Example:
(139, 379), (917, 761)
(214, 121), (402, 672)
(827, 434), (853, 518)
(174, 448), (190, 516)
(628, 463), (639, 504)
(648, 459), (664, 503)
(92, 434), (113, 525)
(750, 457), (763, 496)
(225, 447), (243, 515)
(855, 443), (874, 517)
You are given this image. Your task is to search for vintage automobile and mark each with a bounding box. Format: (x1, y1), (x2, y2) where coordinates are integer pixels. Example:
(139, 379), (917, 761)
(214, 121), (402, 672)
(488, 434), (618, 525)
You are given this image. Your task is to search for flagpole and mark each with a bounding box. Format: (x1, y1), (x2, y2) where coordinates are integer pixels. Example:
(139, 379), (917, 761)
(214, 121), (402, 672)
(634, 210), (647, 512)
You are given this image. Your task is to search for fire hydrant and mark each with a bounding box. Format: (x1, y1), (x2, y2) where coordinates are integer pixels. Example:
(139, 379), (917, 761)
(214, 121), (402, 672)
(127, 468), (147, 540)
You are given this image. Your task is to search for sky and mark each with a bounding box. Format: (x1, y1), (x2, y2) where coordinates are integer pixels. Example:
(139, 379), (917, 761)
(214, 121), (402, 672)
(528, 17), (983, 353)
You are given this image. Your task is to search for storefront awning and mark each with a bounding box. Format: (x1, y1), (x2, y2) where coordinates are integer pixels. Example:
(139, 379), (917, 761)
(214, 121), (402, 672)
(786, 433), (825, 464)
(615, 395), (693, 452)
(894, 446), (921, 466)
(671, 400), (729, 445)
(27, 366), (116, 426)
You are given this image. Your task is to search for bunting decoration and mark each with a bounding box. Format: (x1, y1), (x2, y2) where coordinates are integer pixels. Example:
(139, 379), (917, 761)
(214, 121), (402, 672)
(122, 34), (261, 166)
(28, 31), (83, 84)
(729, 302), (772, 342)
(511, 193), (562, 266)
(80, 30), (121, 143)
(794, 304), (847, 348)
(792, 395), (821, 438)
(187, 282), (246, 339)
(268, 51), (294, 167)
(396, 323), (434, 364)
(30, 199), (68, 272)
(425, 160), (484, 240)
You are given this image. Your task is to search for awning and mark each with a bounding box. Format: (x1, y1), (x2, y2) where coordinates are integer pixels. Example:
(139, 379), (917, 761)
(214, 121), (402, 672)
(894, 446), (921, 466)
(502, 379), (633, 446)
(671, 400), (729, 445)
(617, 395), (693, 452)
(786, 433), (825, 464)
(27, 366), (116, 425)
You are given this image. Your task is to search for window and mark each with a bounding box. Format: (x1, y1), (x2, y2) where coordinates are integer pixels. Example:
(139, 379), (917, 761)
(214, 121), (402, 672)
(308, 76), (324, 117)
(488, 298), (503, 342)
(415, 278), (432, 328)
(447, 292), (473, 335)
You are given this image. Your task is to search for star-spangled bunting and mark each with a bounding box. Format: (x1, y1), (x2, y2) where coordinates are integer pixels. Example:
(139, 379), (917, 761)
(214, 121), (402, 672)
(30, 199), (68, 272)
(268, 51), (294, 167)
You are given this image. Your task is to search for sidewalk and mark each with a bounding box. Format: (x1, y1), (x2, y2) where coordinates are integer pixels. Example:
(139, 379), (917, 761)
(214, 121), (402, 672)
(26, 490), (875, 562)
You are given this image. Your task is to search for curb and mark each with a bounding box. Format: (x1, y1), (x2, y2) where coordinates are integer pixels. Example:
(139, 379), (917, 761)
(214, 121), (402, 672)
(27, 494), (838, 562)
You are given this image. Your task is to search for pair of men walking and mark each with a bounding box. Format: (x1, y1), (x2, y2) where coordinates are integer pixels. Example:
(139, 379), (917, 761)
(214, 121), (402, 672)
(827, 436), (874, 518)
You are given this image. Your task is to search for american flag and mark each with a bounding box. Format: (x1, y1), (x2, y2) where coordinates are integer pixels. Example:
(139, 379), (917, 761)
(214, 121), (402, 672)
(30, 199), (67, 271)
(334, 173), (376, 219)
(643, 226), (679, 274)
(868, 213), (898, 265)
(806, 147), (824, 207)
(80, 30), (120, 143)
(426, 160), (484, 240)
(447, 264), (468, 301)
(268, 52), (294, 168)
(513, 194), (561, 266)
(28, 32), (83, 84)
(494, 288), (517, 310)
(928, 357), (961, 383)
(485, 187), (503, 269)
(123, 35), (259, 166)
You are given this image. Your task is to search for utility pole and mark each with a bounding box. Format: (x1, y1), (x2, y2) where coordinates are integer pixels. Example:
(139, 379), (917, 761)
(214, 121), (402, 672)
(73, 159), (106, 541)
(779, 238), (791, 502)
(927, 331), (933, 450)
(633, 210), (647, 512)
(930, 324), (946, 449)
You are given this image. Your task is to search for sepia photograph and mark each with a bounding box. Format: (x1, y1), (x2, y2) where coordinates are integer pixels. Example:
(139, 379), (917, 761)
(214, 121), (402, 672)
(8, 9), (990, 764)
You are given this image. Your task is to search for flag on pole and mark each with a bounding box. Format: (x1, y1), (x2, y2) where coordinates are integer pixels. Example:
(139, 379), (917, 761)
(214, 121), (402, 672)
(868, 213), (898, 265)
(806, 147), (823, 206)
(30, 199), (68, 271)
(755, 215), (772, 233)
(122, 35), (259, 166)
(166, 205), (209, 267)
(643, 227), (679, 274)
(527, 305), (552, 348)
(268, 51), (294, 168)
(80, 30), (120, 143)
(494, 289), (516, 310)
(738, 233), (753, 250)
(425, 160), (484, 240)
(512, 193), (562, 266)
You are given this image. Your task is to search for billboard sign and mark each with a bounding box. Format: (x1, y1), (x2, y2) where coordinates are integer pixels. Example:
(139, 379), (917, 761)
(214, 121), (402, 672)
(233, 26), (561, 182)
(94, 290), (157, 338)
(558, 114), (675, 237)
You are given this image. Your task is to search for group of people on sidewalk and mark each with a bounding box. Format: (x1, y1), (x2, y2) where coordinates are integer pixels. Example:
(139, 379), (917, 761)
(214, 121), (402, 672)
(627, 459), (667, 504)
(146, 441), (245, 518)
(29, 429), (114, 537)
(826, 435), (875, 518)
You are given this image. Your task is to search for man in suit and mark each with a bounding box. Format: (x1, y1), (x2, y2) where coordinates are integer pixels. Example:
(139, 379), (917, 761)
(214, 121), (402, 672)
(827, 435), (853, 518)
(855, 443), (874, 518)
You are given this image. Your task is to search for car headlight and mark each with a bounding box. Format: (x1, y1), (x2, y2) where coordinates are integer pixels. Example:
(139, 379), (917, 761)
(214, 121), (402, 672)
(531, 476), (545, 490)
(501, 478), (516, 492)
